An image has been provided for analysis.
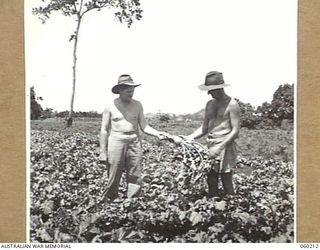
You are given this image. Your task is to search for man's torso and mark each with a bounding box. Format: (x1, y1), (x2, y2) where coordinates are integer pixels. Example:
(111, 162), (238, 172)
(109, 98), (141, 133)
(206, 98), (233, 136)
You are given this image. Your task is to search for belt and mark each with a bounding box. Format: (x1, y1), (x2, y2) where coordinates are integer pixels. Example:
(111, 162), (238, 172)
(112, 130), (138, 135)
(123, 131), (138, 135)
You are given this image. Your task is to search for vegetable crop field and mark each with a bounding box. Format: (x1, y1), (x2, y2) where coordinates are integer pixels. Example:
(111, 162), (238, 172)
(30, 118), (294, 243)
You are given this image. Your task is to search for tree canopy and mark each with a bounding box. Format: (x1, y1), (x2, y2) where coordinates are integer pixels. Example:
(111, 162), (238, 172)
(33, 0), (143, 126)
(33, 0), (143, 28)
(31, 86), (43, 120)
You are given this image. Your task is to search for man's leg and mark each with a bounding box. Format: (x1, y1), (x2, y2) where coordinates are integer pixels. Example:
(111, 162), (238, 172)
(207, 169), (220, 197)
(126, 139), (143, 198)
(102, 137), (126, 200)
(220, 142), (237, 195)
(221, 171), (235, 195)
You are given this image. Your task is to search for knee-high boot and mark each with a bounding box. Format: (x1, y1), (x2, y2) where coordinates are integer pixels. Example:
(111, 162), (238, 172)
(207, 170), (219, 197)
(221, 172), (235, 195)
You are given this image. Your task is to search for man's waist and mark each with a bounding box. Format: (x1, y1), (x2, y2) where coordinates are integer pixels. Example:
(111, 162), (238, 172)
(207, 130), (236, 145)
(207, 131), (231, 139)
(111, 130), (138, 135)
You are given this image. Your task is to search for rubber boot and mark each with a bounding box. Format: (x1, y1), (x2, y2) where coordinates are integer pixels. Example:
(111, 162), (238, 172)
(221, 172), (235, 195)
(207, 170), (220, 197)
(127, 183), (141, 198)
(126, 175), (141, 198)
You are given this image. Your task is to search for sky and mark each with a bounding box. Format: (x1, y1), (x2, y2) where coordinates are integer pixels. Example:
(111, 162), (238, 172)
(25, 0), (297, 115)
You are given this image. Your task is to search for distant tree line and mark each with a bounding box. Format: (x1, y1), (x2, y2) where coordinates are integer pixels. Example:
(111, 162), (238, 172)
(30, 87), (101, 120)
(41, 109), (101, 119)
(53, 110), (101, 119)
(30, 84), (294, 129)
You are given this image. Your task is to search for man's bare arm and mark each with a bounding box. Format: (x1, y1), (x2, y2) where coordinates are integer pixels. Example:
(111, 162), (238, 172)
(99, 106), (111, 161)
(186, 102), (210, 140)
(138, 102), (164, 138)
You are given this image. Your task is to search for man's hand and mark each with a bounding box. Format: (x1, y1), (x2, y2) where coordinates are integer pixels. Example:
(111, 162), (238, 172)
(209, 145), (223, 158)
(157, 131), (171, 140)
(171, 135), (184, 144)
(166, 134), (193, 145)
(180, 135), (194, 142)
(99, 152), (107, 163)
(157, 132), (184, 145)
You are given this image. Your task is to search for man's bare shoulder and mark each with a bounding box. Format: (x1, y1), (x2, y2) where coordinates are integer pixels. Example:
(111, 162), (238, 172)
(205, 99), (214, 110)
(229, 98), (240, 107)
(131, 99), (141, 105)
(229, 98), (241, 112)
(102, 100), (115, 113)
(131, 99), (143, 109)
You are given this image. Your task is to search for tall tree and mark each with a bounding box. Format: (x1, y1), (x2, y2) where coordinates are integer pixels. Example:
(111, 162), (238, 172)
(257, 84), (294, 127)
(235, 98), (259, 129)
(33, 0), (143, 127)
(30, 86), (43, 120)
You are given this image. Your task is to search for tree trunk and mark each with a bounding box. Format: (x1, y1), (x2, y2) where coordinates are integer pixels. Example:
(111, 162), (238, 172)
(66, 16), (82, 127)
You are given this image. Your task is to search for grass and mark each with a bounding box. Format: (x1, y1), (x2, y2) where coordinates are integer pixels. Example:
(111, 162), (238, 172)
(31, 117), (294, 162)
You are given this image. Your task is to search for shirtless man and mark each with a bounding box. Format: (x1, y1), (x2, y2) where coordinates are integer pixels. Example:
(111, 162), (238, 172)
(185, 71), (240, 197)
(99, 74), (166, 200)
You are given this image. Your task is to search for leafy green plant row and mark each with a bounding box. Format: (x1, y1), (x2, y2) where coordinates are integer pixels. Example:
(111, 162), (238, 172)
(30, 130), (294, 243)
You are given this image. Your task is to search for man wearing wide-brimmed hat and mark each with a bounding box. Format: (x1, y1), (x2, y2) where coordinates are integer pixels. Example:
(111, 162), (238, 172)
(185, 71), (241, 197)
(99, 74), (167, 201)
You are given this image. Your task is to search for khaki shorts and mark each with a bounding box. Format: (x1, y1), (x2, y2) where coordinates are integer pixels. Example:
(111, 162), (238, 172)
(207, 134), (237, 173)
(103, 131), (143, 199)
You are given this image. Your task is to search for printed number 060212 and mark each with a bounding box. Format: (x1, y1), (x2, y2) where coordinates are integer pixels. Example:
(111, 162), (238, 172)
(300, 244), (319, 249)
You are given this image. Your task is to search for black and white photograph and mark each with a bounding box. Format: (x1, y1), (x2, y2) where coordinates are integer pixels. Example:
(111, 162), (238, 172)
(25, 0), (297, 243)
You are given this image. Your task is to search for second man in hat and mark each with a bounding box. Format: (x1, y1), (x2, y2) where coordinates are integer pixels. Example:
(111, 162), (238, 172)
(99, 74), (168, 201)
(185, 71), (241, 197)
